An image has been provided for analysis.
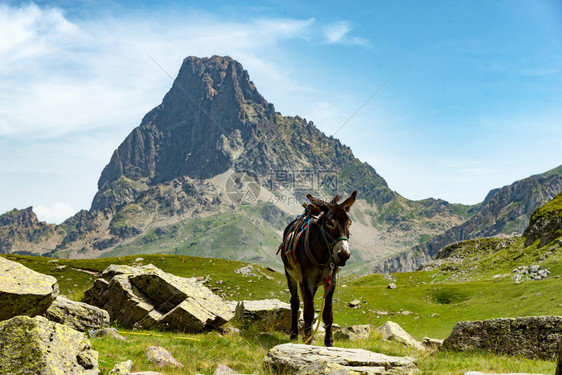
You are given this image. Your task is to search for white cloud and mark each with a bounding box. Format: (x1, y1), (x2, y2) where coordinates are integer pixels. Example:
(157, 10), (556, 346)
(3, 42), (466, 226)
(34, 202), (77, 224)
(0, 3), (318, 139)
(323, 21), (368, 46)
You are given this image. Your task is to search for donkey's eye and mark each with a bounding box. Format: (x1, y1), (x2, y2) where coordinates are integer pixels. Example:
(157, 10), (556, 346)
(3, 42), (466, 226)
(327, 219), (336, 228)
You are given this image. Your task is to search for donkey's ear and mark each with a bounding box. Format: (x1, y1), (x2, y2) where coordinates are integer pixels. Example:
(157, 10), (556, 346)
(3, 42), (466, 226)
(340, 190), (357, 212)
(306, 193), (325, 206)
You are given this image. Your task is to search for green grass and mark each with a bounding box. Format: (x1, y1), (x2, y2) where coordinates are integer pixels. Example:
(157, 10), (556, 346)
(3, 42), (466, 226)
(1, 252), (560, 374)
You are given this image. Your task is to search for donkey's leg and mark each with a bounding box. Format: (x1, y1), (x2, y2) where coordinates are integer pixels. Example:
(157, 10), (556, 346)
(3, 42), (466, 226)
(323, 283), (336, 347)
(301, 282), (316, 343)
(285, 271), (300, 340)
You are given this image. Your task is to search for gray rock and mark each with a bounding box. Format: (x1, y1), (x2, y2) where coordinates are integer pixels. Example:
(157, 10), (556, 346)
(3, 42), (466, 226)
(0, 315), (98, 374)
(214, 364), (238, 374)
(348, 299), (361, 308)
(376, 321), (425, 351)
(234, 299), (292, 332)
(0, 256), (59, 321)
(146, 345), (183, 368)
(333, 325), (371, 341)
(264, 343), (419, 374)
(109, 360), (133, 374)
(387, 283), (397, 289)
(422, 337), (444, 349)
(88, 327), (127, 341)
(442, 316), (562, 360)
(45, 296), (110, 331)
(83, 264), (233, 332)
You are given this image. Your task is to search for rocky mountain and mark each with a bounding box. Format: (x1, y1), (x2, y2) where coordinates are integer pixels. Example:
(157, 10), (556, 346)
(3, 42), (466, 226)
(3, 55), (558, 272)
(372, 165), (562, 273)
(420, 191), (562, 283)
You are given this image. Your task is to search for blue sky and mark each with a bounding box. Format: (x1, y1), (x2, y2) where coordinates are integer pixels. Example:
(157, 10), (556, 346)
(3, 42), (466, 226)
(1, 0), (561, 223)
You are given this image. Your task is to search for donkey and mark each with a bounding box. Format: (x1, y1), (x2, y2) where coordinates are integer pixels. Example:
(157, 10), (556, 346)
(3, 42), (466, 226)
(279, 190), (357, 346)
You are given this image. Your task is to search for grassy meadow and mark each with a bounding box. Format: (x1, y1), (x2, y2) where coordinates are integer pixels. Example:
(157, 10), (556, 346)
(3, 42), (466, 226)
(1, 252), (560, 374)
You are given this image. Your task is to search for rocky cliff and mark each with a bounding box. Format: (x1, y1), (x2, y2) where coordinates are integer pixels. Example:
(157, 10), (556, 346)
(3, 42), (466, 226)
(372, 166), (562, 273)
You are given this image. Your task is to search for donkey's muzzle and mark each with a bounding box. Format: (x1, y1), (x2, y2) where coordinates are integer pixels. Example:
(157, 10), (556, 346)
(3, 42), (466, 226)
(334, 240), (351, 266)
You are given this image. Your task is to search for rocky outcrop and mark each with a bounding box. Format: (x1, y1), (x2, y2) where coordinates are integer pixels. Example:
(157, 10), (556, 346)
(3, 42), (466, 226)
(234, 299), (292, 331)
(83, 264), (233, 332)
(524, 191), (562, 247)
(442, 316), (562, 360)
(45, 296), (110, 332)
(264, 343), (419, 374)
(0, 315), (99, 374)
(0, 256), (59, 320)
(375, 169), (562, 272)
(376, 321), (425, 351)
(0, 207), (59, 254)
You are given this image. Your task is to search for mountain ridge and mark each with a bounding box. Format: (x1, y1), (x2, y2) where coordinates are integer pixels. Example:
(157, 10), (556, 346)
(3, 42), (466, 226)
(372, 165), (562, 273)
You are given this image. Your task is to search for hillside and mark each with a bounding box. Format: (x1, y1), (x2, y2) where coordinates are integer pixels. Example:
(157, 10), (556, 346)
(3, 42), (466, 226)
(373, 165), (562, 273)
(421, 191), (562, 284)
(0, 56), (474, 268)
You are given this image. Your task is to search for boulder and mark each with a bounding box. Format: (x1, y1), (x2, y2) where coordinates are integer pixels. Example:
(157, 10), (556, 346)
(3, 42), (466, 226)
(442, 316), (562, 360)
(45, 296), (110, 331)
(376, 321), (425, 351)
(109, 360), (133, 375)
(83, 264), (233, 332)
(264, 343), (419, 374)
(0, 256), (59, 321)
(348, 299), (361, 308)
(234, 299), (292, 331)
(0, 315), (98, 374)
(146, 345), (183, 368)
(333, 324), (371, 341)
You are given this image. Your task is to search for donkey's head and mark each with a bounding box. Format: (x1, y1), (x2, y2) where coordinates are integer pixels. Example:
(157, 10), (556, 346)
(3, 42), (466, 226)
(306, 190), (357, 266)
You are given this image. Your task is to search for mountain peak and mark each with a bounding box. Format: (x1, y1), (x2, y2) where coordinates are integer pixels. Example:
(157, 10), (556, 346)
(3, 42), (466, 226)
(92, 56), (390, 212)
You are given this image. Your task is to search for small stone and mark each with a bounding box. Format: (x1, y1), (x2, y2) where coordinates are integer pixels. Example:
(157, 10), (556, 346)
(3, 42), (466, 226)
(387, 283), (397, 289)
(135, 258), (144, 262)
(349, 299), (361, 308)
(56, 265), (67, 270)
(146, 346), (183, 368)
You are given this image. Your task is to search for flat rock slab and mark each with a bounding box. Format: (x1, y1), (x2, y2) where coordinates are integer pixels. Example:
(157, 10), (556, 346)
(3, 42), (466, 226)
(442, 316), (562, 360)
(0, 256), (59, 320)
(264, 343), (419, 374)
(46, 296), (110, 332)
(0, 315), (99, 374)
